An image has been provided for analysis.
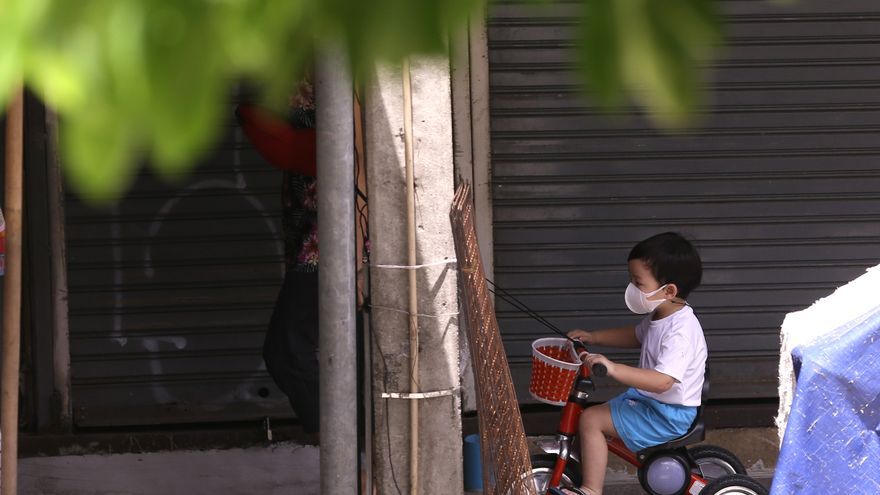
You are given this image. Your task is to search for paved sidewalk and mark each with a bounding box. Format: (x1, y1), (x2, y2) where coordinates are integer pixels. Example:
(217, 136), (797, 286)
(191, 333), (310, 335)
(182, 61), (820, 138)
(17, 428), (775, 494)
(20, 442), (320, 495)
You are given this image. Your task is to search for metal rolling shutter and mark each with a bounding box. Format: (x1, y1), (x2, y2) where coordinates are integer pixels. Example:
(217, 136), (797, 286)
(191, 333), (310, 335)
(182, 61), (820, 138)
(489, 0), (880, 403)
(65, 92), (291, 426)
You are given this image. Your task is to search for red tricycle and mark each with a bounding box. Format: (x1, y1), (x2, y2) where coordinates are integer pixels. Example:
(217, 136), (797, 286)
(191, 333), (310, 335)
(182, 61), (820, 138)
(528, 337), (768, 495)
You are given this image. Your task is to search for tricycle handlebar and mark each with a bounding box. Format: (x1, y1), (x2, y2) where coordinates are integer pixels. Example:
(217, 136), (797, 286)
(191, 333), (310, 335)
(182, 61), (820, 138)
(574, 346), (608, 378)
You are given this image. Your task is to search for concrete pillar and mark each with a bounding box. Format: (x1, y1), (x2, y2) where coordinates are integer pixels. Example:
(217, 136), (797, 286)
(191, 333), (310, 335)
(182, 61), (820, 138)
(365, 57), (463, 494)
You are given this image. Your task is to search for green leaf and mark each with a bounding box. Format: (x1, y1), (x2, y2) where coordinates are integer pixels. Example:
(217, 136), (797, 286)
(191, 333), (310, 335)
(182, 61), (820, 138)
(2, 0), (724, 200)
(0, 0), (51, 106)
(60, 105), (139, 202)
(580, 0), (720, 126)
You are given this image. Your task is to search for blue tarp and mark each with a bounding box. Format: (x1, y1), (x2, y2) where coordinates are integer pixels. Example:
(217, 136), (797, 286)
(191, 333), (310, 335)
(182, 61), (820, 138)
(771, 309), (880, 494)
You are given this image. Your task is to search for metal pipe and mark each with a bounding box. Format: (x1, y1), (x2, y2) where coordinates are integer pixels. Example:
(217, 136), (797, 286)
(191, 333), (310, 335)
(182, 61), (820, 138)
(316, 44), (358, 494)
(1, 88), (24, 495)
(402, 58), (420, 495)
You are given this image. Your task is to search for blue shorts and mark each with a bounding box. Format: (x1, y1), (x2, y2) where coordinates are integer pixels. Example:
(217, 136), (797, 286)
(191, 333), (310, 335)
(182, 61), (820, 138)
(608, 388), (697, 452)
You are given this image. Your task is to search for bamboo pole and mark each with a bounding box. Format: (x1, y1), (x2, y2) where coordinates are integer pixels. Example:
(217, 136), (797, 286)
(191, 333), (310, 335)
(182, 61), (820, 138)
(1, 88), (24, 495)
(402, 59), (420, 495)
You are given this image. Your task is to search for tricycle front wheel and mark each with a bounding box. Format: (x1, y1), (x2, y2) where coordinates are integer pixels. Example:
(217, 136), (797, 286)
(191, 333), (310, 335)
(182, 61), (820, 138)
(529, 454), (583, 493)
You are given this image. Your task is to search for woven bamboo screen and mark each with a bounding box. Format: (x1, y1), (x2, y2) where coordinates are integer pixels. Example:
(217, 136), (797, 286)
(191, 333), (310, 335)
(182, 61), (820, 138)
(450, 182), (537, 495)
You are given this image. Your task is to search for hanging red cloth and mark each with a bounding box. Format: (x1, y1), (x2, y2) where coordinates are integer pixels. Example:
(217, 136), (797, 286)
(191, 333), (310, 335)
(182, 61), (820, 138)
(235, 103), (317, 177)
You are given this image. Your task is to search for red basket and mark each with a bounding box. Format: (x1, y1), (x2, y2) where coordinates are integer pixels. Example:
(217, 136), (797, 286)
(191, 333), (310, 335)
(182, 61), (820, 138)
(529, 338), (582, 406)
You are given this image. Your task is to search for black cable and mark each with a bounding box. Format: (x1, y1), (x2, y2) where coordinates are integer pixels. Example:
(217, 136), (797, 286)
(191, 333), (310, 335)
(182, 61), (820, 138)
(487, 279), (608, 377)
(485, 279), (584, 351)
(369, 311), (404, 495)
(355, 175), (398, 492)
(486, 280), (565, 335)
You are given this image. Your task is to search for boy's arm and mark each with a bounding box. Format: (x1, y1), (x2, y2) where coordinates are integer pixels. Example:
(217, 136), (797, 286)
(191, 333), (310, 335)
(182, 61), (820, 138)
(568, 325), (640, 349)
(582, 355), (675, 393)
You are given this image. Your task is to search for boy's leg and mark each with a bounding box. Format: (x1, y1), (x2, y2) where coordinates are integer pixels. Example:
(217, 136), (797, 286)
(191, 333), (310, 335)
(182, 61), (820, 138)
(577, 403), (619, 495)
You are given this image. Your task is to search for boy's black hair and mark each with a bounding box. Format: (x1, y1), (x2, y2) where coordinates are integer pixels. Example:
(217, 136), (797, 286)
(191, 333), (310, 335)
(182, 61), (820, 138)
(628, 232), (702, 299)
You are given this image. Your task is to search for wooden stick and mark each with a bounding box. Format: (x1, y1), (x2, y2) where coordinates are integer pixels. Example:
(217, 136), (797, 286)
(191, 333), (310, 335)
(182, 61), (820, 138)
(1, 88), (24, 495)
(402, 59), (420, 495)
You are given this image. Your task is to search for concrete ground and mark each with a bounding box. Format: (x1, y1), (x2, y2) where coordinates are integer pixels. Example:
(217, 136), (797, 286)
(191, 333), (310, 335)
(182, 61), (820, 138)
(20, 442), (320, 495)
(18, 428), (775, 494)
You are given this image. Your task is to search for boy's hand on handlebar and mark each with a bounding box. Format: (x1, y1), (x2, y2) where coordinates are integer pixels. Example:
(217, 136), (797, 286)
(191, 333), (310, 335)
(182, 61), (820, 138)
(582, 352), (614, 377)
(567, 329), (595, 345)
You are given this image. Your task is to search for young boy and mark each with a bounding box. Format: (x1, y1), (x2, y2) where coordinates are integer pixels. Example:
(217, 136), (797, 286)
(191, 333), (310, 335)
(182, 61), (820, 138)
(560, 232), (707, 495)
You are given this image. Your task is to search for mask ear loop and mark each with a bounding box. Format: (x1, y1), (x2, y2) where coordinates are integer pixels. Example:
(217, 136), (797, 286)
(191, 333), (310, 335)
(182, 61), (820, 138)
(647, 284), (668, 297)
(660, 283), (692, 308)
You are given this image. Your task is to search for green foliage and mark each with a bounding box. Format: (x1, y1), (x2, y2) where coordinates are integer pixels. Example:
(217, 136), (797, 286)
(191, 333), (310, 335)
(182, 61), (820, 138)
(0, 0), (721, 201)
(581, 0), (720, 127)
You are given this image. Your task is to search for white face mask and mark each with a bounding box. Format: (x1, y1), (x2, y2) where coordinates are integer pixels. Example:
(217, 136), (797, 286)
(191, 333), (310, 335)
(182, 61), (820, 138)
(625, 283), (668, 314)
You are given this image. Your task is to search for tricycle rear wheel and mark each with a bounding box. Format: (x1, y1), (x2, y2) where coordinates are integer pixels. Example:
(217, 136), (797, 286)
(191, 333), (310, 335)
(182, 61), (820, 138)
(689, 445), (747, 479)
(699, 473), (768, 495)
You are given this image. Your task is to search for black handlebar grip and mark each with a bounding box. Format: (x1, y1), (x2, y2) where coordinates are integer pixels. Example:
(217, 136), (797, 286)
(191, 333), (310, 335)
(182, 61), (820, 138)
(591, 363), (607, 377)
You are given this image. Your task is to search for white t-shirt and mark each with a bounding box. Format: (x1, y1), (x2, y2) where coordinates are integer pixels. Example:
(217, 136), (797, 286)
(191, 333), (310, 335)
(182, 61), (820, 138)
(634, 305), (707, 406)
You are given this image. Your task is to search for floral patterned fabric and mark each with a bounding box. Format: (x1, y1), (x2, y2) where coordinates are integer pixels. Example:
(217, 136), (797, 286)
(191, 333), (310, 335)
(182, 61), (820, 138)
(280, 77), (370, 273)
(283, 78), (319, 272)
(283, 173), (318, 271)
